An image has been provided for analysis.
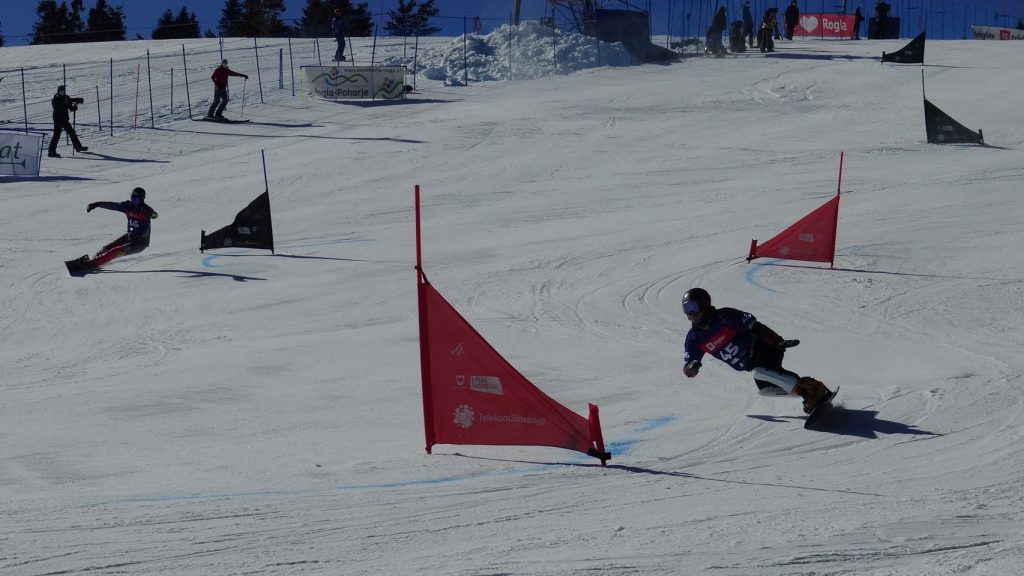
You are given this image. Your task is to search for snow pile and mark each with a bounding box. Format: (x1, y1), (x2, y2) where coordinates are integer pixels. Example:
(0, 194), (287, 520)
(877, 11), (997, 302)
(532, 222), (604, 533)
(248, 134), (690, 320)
(384, 21), (634, 84)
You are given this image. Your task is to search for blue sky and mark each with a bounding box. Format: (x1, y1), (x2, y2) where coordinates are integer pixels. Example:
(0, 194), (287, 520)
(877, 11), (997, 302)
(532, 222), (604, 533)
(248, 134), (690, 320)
(1, 1), (1021, 46)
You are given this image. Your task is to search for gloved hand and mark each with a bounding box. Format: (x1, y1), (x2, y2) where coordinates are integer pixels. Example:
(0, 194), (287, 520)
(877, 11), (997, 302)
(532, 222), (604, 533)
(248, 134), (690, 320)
(87, 203), (97, 212)
(683, 360), (701, 378)
(780, 339), (800, 349)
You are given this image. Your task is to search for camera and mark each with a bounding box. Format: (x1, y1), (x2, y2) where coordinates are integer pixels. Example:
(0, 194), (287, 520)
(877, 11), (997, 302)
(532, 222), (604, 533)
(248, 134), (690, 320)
(72, 97), (85, 104)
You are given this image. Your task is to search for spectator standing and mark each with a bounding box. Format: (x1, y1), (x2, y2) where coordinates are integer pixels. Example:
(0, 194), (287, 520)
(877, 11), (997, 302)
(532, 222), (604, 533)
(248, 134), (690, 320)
(47, 85), (87, 158)
(784, 0), (800, 40)
(742, 1), (755, 48)
(759, 8), (778, 52)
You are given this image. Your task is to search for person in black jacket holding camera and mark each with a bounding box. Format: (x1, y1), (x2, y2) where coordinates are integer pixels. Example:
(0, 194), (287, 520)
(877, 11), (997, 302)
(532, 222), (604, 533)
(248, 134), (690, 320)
(48, 85), (87, 158)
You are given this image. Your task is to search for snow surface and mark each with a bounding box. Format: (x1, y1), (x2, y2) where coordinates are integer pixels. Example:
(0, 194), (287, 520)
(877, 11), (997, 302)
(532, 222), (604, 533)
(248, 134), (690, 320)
(3, 31), (1024, 575)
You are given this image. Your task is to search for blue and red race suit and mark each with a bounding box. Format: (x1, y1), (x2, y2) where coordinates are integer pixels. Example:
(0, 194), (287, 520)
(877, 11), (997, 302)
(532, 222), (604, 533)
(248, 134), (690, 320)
(683, 307), (761, 372)
(89, 200), (156, 238)
(87, 200), (157, 267)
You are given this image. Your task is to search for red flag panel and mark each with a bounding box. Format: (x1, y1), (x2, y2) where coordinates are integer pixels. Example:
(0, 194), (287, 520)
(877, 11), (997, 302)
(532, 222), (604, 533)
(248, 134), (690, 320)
(421, 282), (596, 455)
(749, 195), (839, 264)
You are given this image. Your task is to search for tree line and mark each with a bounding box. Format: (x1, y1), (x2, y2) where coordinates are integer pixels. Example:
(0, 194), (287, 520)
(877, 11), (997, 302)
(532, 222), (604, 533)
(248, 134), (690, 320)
(26, 0), (440, 45)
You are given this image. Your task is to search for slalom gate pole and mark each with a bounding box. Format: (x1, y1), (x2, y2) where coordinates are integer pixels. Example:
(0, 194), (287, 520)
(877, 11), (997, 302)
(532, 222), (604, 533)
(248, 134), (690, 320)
(261, 149), (268, 192)
(241, 78), (247, 118)
(414, 184), (437, 454)
(133, 63), (141, 129)
(836, 151), (844, 196)
(21, 68), (28, 134)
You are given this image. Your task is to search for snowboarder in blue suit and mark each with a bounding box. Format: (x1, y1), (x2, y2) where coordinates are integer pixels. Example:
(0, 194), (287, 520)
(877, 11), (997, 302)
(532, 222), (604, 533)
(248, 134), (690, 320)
(680, 288), (832, 414)
(79, 187), (158, 269)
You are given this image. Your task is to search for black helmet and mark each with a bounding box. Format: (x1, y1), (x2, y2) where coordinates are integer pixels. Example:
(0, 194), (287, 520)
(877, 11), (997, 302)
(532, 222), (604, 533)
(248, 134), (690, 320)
(682, 288), (711, 317)
(131, 187), (146, 201)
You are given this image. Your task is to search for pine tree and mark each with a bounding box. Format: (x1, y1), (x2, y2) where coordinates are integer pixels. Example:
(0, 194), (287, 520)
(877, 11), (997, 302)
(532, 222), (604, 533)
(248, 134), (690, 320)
(31, 0), (71, 44)
(175, 7), (201, 38)
(384, 0), (439, 37)
(241, 0), (291, 37)
(298, 0), (374, 37)
(218, 0), (246, 37)
(68, 0), (85, 39)
(154, 7), (200, 40)
(298, 0), (326, 37)
(153, 9), (177, 39)
(85, 0), (126, 42)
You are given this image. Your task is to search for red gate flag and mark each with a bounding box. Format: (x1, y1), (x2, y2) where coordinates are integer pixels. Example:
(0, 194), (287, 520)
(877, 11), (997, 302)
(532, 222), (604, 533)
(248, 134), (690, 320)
(748, 153), (843, 267)
(747, 194), (839, 266)
(415, 186), (609, 464)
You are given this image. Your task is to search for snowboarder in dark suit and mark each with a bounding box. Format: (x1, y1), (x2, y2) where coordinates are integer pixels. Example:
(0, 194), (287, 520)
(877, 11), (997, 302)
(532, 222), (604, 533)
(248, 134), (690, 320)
(680, 288), (833, 414)
(76, 187), (158, 270)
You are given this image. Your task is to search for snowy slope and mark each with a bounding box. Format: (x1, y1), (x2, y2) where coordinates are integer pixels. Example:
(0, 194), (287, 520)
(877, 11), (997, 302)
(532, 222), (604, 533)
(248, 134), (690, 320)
(2, 35), (1023, 575)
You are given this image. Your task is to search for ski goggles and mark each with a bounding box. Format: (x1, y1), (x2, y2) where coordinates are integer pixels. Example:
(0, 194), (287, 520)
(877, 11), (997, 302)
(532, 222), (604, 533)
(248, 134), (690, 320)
(683, 301), (702, 315)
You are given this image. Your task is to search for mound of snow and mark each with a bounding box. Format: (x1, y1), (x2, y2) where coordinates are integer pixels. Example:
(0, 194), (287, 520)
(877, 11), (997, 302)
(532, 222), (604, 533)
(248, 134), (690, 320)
(384, 21), (634, 84)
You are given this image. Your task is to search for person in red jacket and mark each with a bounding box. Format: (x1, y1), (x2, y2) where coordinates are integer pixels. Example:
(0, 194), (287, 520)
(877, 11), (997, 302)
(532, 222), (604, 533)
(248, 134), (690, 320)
(206, 59), (248, 121)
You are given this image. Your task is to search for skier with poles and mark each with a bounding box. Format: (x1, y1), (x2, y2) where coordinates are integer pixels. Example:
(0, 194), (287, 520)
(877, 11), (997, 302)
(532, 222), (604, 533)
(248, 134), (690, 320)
(206, 59), (248, 122)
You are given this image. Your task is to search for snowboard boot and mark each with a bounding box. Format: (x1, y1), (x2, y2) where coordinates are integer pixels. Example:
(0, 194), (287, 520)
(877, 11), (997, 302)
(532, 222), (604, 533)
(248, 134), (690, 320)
(793, 376), (832, 414)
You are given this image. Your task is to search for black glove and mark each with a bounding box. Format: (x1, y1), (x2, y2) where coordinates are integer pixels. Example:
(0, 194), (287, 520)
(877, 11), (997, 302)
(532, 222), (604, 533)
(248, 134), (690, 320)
(87, 203), (97, 212)
(683, 360), (701, 378)
(780, 339), (800, 349)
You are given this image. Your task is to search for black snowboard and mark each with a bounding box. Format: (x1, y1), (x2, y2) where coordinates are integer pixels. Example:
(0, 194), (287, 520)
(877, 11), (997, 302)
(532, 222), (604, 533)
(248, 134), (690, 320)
(65, 255), (97, 276)
(804, 385), (840, 429)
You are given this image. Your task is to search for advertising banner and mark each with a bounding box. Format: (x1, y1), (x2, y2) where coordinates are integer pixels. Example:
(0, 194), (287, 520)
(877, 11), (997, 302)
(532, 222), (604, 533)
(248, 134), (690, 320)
(794, 14), (857, 38)
(971, 25), (1024, 40)
(0, 131), (43, 177)
(303, 66), (406, 100)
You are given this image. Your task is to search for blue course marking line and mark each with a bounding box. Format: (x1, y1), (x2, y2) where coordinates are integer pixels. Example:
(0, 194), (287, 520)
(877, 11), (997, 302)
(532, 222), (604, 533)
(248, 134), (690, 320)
(744, 259), (782, 292)
(94, 416), (681, 506)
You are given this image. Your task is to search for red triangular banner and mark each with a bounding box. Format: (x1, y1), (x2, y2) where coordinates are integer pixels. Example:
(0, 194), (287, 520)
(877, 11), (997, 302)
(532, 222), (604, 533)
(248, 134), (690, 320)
(415, 185), (608, 464)
(418, 280), (608, 462)
(747, 194), (840, 266)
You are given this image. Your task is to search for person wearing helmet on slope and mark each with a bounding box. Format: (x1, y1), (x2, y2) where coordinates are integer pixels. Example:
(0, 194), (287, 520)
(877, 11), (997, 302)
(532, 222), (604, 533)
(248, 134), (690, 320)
(680, 287), (832, 414)
(207, 59), (248, 121)
(331, 8), (348, 62)
(76, 187), (158, 270)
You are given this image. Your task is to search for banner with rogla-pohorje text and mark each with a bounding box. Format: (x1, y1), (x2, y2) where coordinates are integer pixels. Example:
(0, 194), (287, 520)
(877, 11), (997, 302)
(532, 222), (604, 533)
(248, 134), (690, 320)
(0, 131), (43, 177)
(303, 66), (406, 101)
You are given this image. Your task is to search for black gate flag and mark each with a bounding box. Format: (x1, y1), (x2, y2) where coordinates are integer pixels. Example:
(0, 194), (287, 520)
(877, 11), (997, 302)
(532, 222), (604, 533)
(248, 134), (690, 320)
(924, 99), (984, 145)
(921, 72), (984, 145)
(201, 191), (275, 253)
(882, 31), (925, 64)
